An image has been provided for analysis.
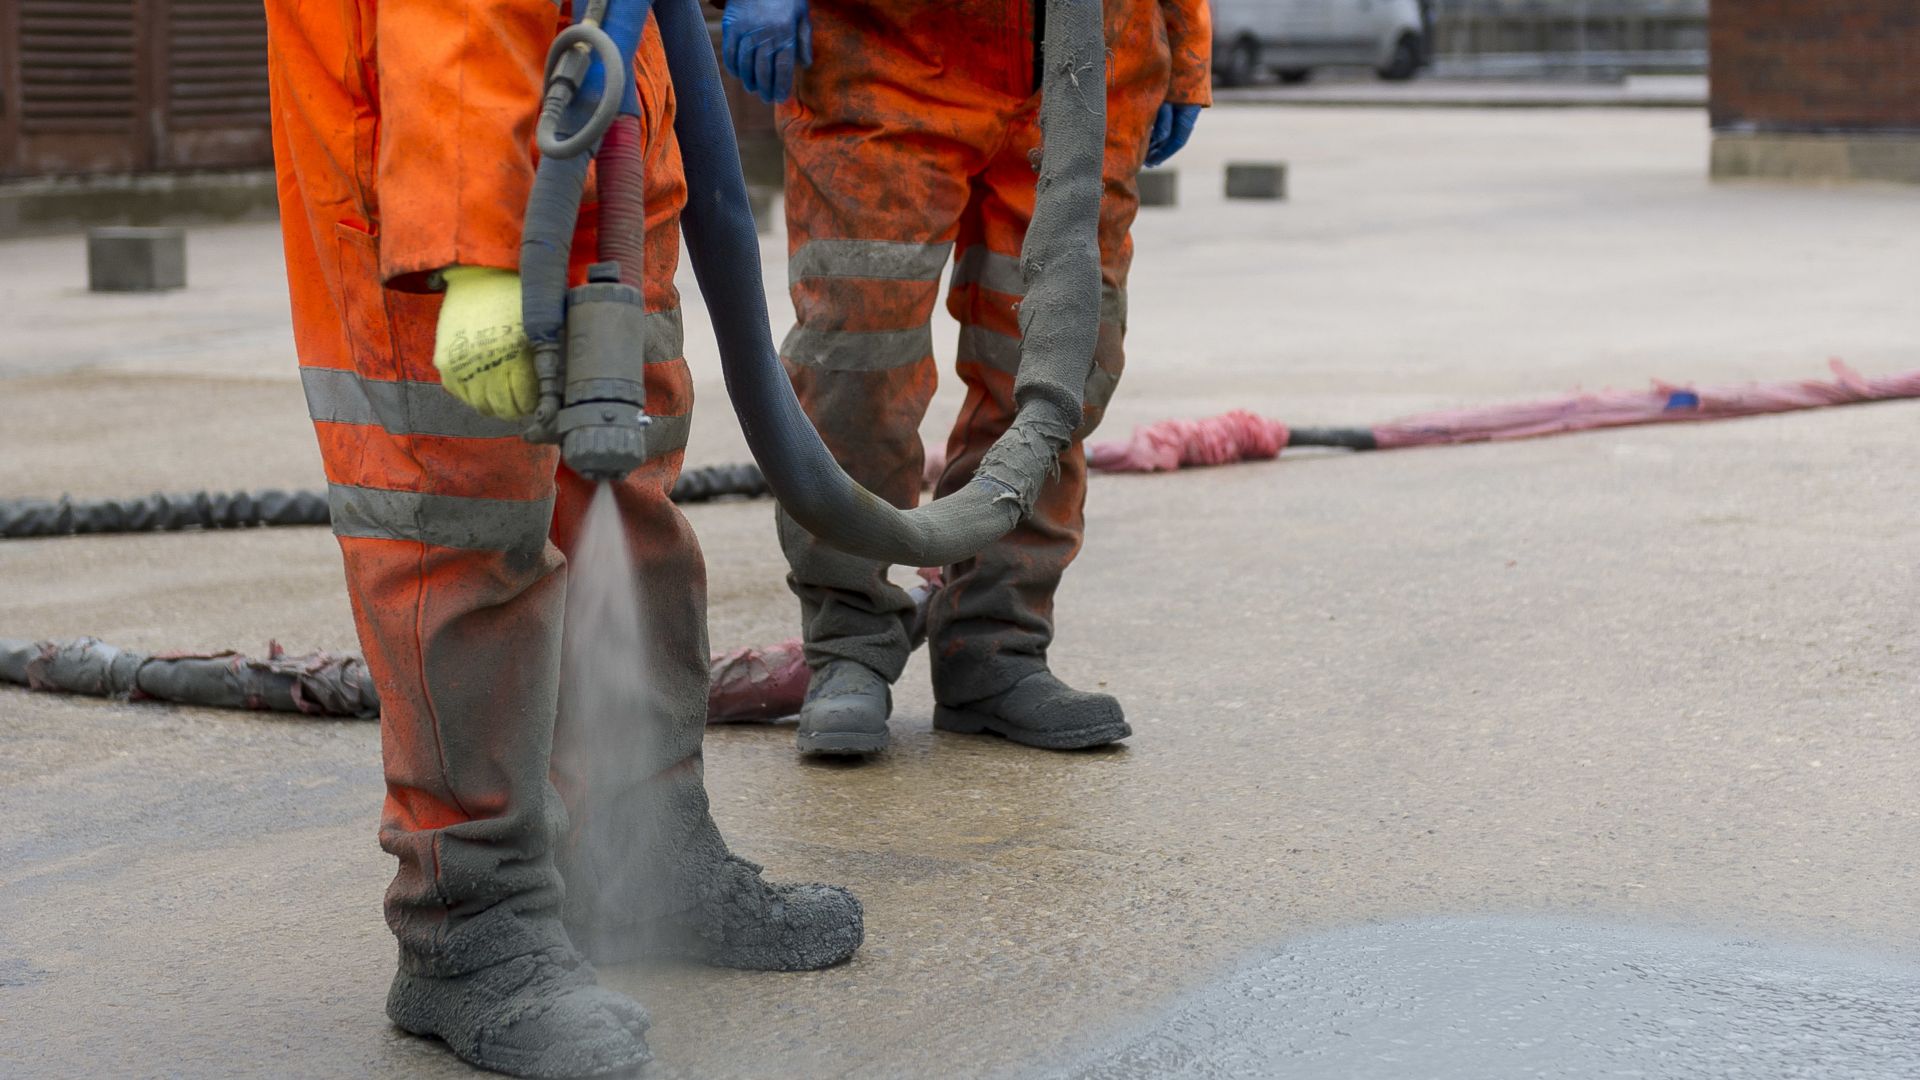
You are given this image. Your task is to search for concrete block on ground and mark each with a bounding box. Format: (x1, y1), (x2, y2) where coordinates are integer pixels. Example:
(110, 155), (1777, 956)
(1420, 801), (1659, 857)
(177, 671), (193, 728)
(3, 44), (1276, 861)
(1138, 168), (1179, 207)
(1225, 162), (1288, 200)
(88, 227), (187, 292)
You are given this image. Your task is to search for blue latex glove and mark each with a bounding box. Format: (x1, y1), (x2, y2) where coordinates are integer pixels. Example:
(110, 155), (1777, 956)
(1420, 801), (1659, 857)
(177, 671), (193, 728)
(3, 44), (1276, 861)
(721, 0), (813, 104)
(1145, 103), (1201, 167)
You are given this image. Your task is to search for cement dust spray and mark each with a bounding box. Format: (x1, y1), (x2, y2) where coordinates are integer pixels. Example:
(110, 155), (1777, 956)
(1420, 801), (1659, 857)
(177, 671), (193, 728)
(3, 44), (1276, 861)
(557, 481), (668, 954)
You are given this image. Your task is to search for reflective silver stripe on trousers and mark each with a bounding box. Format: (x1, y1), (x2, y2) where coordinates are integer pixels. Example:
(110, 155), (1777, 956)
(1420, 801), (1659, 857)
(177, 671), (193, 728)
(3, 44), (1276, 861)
(643, 412), (691, 457)
(643, 308), (686, 366)
(952, 247), (1129, 329)
(327, 484), (554, 553)
(782, 241), (949, 371)
(308, 370), (689, 462)
(956, 327), (1122, 409)
(790, 239), (952, 282)
(781, 324), (934, 372)
(302, 310), (684, 436)
(303, 368), (521, 439)
(950, 246), (1026, 297)
(954, 285), (1129, 373)
(1084, 366), (1120, 410)
(955, 325), (1024, 373)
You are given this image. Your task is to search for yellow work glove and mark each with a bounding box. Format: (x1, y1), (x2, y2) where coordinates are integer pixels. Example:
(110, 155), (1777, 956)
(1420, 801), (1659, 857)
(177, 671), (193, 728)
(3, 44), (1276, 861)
(433, 265), (539, 420)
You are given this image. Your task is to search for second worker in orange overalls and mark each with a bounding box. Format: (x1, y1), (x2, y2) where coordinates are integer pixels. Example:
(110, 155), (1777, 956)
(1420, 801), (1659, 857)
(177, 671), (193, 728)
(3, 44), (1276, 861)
(722, 0), (1211, 754)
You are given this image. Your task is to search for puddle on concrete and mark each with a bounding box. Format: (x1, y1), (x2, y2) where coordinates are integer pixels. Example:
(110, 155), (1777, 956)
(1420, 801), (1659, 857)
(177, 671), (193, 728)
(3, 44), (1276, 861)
(1049, 916), (1920, 1079)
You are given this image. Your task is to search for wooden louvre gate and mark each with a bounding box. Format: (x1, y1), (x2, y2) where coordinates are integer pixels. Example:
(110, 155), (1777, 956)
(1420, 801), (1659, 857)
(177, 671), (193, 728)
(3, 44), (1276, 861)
(1, 0), (272, 178)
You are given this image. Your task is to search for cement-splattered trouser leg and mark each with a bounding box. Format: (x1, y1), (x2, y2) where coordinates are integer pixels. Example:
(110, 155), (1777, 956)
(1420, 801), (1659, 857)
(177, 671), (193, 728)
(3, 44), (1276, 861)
(278, 19), (709, 975)
(289, 206), (575, 975)
(773, 37), (993, 682)
(776, 0), (1173, 699)
(928, 0), (1171, 706)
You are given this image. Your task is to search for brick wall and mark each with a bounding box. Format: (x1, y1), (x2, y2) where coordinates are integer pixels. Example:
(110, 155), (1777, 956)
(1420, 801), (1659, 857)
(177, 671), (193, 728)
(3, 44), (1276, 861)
(1710, 0), (1920, 132)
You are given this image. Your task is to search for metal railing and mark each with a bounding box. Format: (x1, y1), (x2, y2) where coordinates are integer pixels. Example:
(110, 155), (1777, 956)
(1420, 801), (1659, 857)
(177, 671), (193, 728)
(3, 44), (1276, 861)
(1432, 0), (1707, 78)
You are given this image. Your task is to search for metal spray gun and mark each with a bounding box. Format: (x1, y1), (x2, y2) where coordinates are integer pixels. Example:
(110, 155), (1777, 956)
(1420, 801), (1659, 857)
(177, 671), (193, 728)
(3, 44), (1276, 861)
(523, 262), (651, 483)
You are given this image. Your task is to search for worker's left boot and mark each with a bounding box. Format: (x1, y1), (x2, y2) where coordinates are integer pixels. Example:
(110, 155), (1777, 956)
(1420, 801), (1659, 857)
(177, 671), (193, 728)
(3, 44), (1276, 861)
(592, 850), (865, 971)
(563, 801), (865, 971)
(933, 668), (1131, 750)
(796, 659), (892, 755)
(557, 701), (867, 971)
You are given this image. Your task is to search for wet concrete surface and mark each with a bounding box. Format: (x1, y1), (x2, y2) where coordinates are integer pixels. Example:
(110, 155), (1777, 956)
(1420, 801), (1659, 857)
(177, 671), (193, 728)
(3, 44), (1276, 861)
(3, 108), (1918, 1077)
(1051, 917), (1920, 1078)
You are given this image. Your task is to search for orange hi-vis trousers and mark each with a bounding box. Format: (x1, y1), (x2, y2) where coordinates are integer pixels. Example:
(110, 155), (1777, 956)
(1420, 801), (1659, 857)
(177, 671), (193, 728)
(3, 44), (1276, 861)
(266, 3), (710, 973)
(774, 0), (1210, 705)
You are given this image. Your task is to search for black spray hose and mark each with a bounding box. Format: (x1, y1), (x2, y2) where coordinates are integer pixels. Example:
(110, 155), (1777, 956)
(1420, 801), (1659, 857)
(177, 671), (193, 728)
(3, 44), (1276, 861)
(520, 152), (594, 351)
(654, 0), (1105, 567)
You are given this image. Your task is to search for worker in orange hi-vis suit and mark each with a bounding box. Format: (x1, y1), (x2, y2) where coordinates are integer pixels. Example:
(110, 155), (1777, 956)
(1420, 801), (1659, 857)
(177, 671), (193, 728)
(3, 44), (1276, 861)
(263, 4), (862, 1075)
(721, 0), (1210, 755)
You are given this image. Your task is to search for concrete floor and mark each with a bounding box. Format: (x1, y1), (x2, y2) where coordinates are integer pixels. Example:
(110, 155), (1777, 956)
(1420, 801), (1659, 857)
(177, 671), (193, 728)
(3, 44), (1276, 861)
(2, 107), (1917, 1078)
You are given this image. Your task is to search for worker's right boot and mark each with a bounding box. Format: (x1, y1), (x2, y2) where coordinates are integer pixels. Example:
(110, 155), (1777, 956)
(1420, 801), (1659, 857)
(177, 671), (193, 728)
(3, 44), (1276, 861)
(933, 668), (1132, 750)
(795, 659), (892, 755)
(387, 945), (651, 1079)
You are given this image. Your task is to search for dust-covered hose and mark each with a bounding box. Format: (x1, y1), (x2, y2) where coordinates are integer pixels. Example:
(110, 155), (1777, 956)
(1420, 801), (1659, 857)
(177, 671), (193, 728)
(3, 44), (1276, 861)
(522, 0), (653, 348)
(654, 0), (1105, 566)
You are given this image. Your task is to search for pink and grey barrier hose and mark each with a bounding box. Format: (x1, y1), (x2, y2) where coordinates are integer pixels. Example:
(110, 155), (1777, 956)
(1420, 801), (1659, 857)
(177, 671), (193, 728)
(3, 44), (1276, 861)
(3, 362), (1912, 539)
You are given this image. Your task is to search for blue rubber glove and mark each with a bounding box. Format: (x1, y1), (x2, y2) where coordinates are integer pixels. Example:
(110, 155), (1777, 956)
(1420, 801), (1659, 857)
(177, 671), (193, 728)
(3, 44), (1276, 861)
(1145, 103), (1201, 167)
(721, 0), (813, 104)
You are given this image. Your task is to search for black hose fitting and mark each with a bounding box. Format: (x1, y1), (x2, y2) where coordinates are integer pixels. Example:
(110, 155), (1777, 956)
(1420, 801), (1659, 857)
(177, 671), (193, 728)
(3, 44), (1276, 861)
(555, 262), (652, 481)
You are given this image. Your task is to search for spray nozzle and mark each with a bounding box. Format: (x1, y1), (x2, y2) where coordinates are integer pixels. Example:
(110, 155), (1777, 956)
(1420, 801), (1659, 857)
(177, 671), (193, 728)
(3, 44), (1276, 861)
(530, 260), (652, 483)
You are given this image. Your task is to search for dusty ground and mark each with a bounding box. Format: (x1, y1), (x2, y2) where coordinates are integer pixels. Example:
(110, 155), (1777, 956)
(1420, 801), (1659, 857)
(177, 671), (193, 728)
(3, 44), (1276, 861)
(2, 106), (1917, 1078)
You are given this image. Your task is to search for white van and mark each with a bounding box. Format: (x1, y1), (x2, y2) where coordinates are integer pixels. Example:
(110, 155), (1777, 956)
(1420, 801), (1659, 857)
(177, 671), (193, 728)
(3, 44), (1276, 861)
(1212, 0), (1430, 85)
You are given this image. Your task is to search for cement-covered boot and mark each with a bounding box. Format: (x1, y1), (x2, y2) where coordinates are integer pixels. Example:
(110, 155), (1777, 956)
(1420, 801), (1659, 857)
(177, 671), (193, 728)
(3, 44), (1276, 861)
(555, 465), (866, 977)
(934, 669), (1131, 750)
(386, 945), (651, 1079)
(568, 841), (866, 971)
(642, 852), (865, 970)
(795, 659), (892, 755)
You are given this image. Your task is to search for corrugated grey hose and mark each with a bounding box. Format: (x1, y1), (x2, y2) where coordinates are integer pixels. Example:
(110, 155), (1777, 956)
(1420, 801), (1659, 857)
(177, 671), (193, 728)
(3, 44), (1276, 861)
(0, 490), (331, 538)
(0, 466), (771, 539)
(656, 0), (1105, 566)
(0, 637), (380, 718)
